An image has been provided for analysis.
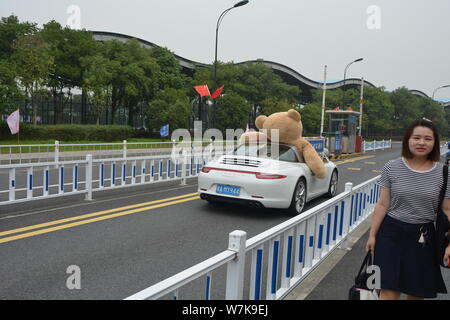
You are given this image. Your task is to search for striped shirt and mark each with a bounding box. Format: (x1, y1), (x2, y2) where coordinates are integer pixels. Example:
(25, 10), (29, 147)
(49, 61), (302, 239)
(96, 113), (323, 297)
(377, 157), (450, 224)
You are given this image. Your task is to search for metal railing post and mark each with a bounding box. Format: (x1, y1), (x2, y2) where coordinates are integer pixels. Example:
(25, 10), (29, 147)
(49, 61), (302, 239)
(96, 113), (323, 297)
(54, 140), (59, 165)
(123, 140), (127, 159)
(85, 154), (93, 201)
(180, 156), (187, 186)
(339, 182), (354, 251)
(225, 230), (247, 300)
(9, 168), (15, 201)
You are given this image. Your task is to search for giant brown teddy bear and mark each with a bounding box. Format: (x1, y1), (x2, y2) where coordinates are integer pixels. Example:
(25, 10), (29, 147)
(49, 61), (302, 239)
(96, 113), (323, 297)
(240, 109), (327, 179)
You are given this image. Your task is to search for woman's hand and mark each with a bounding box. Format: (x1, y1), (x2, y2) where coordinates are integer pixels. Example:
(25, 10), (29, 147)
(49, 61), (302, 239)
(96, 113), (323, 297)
(365, 236), (376, 253)
(444, 244), (450, 267)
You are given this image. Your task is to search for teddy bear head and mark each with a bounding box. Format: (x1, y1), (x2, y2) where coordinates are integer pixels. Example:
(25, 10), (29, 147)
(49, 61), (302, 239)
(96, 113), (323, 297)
(255, 109), (303, 143)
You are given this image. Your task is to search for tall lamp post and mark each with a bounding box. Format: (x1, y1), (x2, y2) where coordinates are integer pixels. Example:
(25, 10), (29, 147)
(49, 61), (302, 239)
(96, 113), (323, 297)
(212, 0), (249, 128)
(432, 85), (450, 100)
(342, 58), (363, 108)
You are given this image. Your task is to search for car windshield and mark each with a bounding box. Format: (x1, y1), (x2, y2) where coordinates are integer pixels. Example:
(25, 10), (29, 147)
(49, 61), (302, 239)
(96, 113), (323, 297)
(233, 143), (304, 163)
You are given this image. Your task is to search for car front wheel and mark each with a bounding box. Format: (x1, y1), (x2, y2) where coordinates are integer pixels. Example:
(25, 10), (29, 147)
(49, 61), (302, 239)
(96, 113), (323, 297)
(288, 178), (307, 216)
(326, 170), (338, 198)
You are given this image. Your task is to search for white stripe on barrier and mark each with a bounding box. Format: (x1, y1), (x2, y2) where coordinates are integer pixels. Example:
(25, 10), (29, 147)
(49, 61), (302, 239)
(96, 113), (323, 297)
(43, 166), (49, 197)
(9, 168), (15, 201)
(27, 167), (33, 199)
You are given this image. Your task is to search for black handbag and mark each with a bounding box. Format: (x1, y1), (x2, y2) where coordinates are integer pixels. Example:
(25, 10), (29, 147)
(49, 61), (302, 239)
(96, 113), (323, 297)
(348, 251), (378, 300)
(436, 164), (450, 268)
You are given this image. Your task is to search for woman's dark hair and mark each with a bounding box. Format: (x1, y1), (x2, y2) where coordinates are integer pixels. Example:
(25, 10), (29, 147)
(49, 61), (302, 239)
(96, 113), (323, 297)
(401, 118), (441, 161)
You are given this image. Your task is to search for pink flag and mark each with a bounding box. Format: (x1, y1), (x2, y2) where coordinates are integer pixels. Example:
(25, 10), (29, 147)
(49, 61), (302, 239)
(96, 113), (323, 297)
(7, 109), (20, 135)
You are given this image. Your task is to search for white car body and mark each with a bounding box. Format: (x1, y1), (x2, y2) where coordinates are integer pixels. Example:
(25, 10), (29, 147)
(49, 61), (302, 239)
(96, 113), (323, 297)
(198, 142), (338, 214)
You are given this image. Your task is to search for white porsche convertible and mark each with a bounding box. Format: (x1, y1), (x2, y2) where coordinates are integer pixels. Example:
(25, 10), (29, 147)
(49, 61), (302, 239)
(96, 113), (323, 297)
(198, 142), (338, 215)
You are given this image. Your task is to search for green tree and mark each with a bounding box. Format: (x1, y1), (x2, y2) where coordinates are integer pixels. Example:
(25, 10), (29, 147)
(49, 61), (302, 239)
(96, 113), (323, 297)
(0, 15), (37, 61)
(41, 21), (98, 123)
(193, 61), (300, 108)
(298, 103), (323, 136)
(0, 60), (23, 114)
(259, 97), (293, 116)
(12, 34), (54, 125)
(213, 92), (251, 133)
(82, 55), (113, 124)
(103, 39), (160, 125)
(390, 87), (421, 135)
(360, 86), (395, 137)
(149, 46), (187, 90)
(146, 88), (190, 132)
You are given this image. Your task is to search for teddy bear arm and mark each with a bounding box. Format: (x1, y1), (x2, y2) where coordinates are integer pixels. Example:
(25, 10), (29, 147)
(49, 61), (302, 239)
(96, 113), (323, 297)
(302, 144), (327, 179)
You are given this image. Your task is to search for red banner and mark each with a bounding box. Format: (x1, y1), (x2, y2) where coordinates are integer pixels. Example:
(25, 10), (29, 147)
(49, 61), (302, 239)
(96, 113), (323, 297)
(194, 85), (211, 97)
(211, 85), (224, 99)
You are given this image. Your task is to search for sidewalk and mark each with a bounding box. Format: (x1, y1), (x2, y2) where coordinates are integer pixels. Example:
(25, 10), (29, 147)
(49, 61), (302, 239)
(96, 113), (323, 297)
(285, 214), (450, 300)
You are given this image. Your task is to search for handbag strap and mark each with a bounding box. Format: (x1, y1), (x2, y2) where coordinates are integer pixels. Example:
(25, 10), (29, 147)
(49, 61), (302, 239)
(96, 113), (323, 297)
(357, 251), (373, 277)
(439, 164), (448, 208)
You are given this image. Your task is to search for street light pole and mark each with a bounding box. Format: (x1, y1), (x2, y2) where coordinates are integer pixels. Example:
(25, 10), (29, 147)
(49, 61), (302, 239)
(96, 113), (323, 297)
(342, 58), (363, 108)
(432, 85), (450, 100)
(212, 0), (249, 129)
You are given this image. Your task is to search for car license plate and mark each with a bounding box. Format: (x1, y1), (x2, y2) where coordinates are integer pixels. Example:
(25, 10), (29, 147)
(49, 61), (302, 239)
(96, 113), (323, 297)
(216, 184), (240, 196)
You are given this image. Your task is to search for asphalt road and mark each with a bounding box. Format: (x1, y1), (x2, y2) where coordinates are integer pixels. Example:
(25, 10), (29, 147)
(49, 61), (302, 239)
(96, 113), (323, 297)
(0, 144), (404, 299)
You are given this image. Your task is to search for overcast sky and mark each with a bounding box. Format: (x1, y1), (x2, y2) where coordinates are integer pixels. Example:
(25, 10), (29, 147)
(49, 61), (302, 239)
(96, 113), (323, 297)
(2, 0), (450, 100)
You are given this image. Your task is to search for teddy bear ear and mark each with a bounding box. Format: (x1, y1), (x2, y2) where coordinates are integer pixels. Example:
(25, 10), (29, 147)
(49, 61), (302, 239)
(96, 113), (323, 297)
(287, 109), (301, 122)
(255, 115), (267, 129)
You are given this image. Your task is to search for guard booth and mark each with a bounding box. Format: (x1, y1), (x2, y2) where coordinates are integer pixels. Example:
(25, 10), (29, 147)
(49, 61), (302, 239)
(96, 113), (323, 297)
(325, 109), (361, 154)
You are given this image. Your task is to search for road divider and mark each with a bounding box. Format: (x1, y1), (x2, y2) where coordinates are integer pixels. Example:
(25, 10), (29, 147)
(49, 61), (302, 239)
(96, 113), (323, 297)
(0, 193), (199, 244)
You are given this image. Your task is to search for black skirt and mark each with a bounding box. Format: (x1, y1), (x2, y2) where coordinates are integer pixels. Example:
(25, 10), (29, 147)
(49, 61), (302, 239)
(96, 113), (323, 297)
(374, 215), (447, 298)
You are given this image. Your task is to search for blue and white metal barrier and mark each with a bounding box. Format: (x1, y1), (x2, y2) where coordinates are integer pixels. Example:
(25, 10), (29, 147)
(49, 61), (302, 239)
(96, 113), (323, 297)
(125, 176), (381, 300)
(363, 139), (392, 152)
(0, 153), (213, 206)
(1, 158), (90, 205)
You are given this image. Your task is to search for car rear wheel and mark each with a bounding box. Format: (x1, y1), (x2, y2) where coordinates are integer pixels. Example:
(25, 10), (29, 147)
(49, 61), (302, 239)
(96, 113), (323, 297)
(288, 178), (307, 216)
(326, 170), (338, 198)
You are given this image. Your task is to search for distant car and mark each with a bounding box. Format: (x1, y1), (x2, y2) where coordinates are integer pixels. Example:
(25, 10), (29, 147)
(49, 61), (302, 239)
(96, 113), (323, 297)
(198, 142), (338, 215)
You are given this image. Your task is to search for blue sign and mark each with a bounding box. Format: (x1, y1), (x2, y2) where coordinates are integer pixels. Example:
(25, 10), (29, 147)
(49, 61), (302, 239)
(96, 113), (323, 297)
(307, 139), (325, 153)
(160, 124), (169, 137)
(335, 133), (341, 151)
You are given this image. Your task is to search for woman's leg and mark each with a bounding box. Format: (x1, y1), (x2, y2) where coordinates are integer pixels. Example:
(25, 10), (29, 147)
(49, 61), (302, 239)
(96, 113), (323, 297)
(379, 289), (401, 300)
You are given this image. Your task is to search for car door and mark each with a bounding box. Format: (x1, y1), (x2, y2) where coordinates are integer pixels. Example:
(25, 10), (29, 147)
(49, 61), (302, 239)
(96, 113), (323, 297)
(288, 146), (324, 198)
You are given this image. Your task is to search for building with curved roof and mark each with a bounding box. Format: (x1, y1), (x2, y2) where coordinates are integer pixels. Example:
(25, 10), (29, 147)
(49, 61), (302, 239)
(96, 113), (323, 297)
(92, 31), (432, 102)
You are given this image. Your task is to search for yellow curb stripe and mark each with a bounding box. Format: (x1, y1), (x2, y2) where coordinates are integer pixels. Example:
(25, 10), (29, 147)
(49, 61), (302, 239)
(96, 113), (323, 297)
(0, 192), (198, 238)
(334, 155), (375, 165)
(0, 196), (199, 244)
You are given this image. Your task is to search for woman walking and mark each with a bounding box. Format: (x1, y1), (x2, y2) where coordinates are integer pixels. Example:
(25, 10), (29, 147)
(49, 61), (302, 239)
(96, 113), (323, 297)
(366, 118), (450, 300)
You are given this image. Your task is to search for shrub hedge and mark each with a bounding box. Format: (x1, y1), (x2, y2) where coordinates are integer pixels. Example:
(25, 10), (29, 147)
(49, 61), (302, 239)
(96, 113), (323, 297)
(0, 122), (134, 141)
